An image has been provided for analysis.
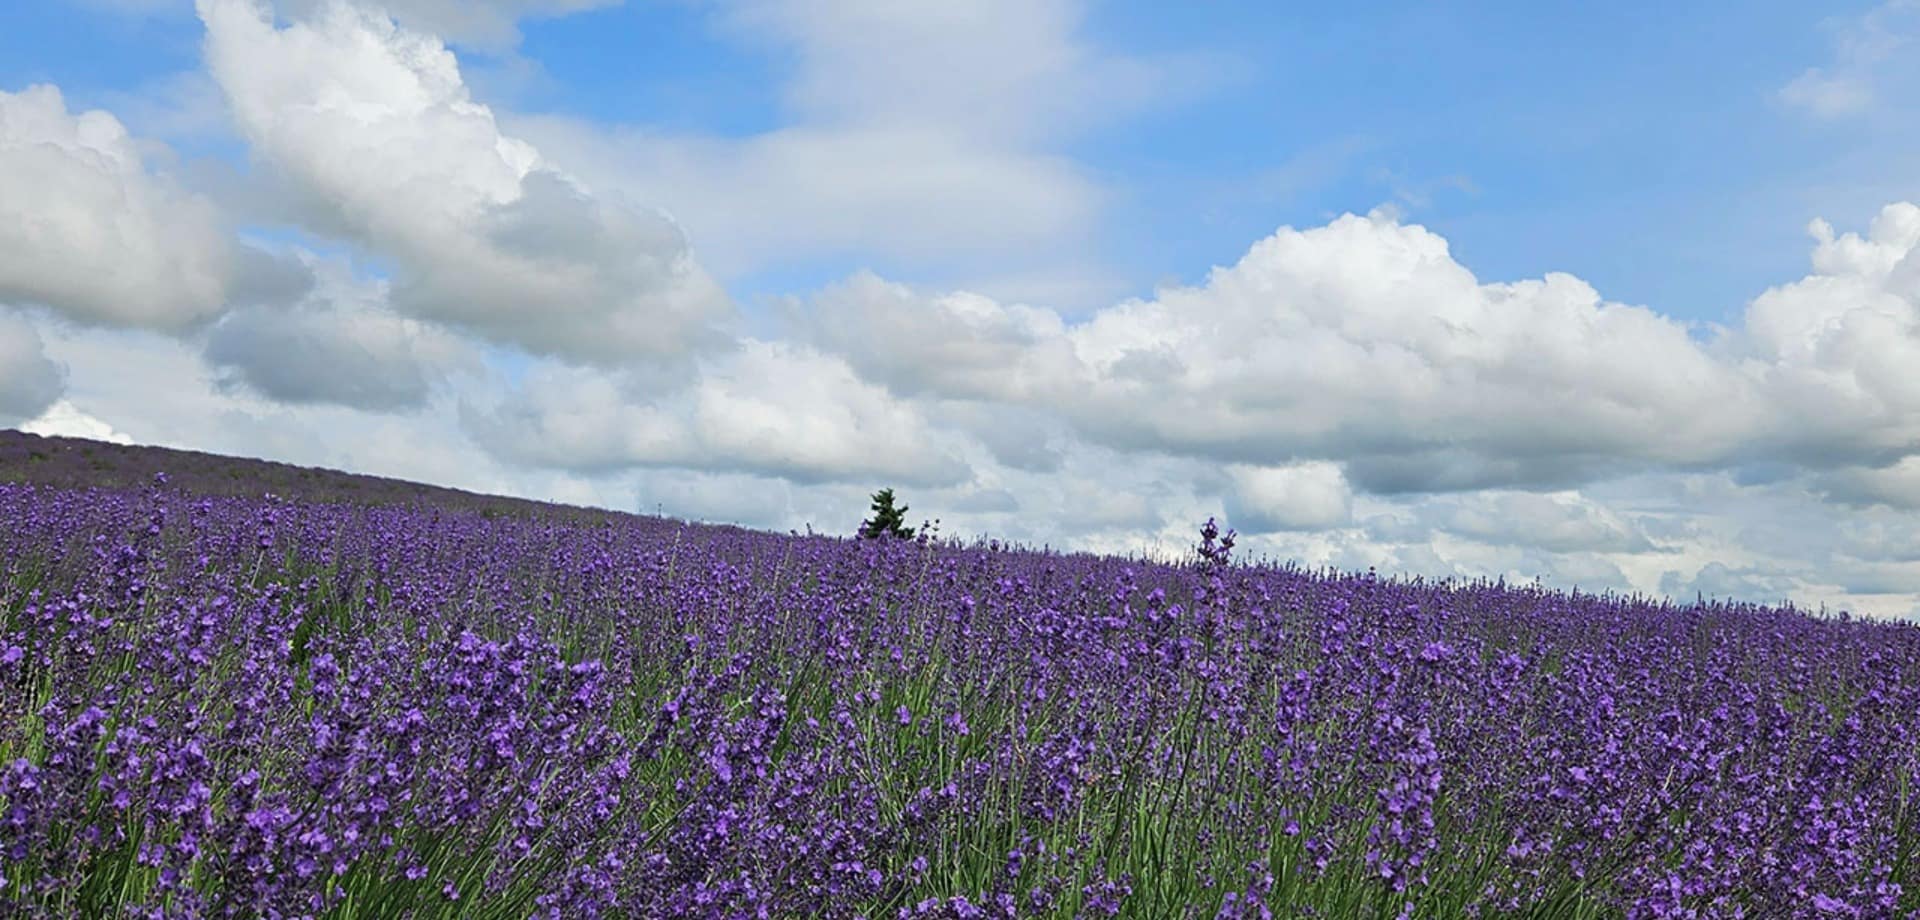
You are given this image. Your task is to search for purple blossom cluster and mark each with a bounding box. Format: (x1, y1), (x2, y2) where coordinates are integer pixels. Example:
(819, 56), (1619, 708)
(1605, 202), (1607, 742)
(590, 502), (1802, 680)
(3, 475), (1919, 917)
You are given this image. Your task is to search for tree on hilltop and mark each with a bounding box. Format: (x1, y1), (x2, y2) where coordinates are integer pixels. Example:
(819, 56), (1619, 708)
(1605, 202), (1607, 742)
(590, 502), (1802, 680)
(859, 488), (915, 540)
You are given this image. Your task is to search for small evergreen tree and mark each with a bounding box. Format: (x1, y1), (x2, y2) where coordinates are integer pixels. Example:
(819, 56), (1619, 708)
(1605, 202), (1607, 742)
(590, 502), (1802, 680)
(859, 488), (915, 539)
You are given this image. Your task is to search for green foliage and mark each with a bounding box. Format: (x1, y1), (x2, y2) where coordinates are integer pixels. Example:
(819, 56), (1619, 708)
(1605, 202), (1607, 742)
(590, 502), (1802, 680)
(859, 487), (915, 540)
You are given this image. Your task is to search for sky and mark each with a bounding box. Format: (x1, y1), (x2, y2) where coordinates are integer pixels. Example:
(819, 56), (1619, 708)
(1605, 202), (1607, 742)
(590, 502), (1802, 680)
(2, 0), (1918, 617)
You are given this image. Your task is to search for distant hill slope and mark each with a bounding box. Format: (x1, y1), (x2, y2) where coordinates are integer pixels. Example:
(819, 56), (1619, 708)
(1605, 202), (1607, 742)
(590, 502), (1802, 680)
(0, 428), (626, 522)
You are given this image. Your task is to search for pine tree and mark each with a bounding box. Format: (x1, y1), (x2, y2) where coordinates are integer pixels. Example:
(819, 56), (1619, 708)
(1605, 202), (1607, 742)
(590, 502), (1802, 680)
(859, 487), (915, 539)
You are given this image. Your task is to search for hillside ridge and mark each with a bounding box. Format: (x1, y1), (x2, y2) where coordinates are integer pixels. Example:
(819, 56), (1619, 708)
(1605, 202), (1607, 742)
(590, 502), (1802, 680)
(0, 428), (627, 522)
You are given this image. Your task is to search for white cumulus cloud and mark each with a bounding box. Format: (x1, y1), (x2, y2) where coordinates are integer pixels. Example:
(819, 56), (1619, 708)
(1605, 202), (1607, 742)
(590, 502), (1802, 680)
(1422, 491), (1657, 555)
(1224, 462), (1353, 533)
(799, 202), (1920, 500)
(198, 0), (731, 364)
(1739, 204), (1920, 467)
(204, 257), (476, 411)
(797, 209), (1761, 491)
(463, 341), (971, 487)
(17, 401), (134, 445)
(0, 84), (233, 331)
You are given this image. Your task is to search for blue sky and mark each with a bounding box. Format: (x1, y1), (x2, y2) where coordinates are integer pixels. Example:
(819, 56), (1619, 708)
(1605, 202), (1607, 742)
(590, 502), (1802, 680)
(7, 1), (1907, 318)
(2, 0), (1919, 616)
(503, 0), (1905, 318)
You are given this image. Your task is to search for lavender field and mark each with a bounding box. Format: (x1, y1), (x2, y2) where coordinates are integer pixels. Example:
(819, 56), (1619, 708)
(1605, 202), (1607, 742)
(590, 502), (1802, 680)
(3, 450), (1919, 917)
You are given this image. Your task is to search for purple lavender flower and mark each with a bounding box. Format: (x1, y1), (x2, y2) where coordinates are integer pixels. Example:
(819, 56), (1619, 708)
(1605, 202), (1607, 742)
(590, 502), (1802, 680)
(1, 468), (1918, 917)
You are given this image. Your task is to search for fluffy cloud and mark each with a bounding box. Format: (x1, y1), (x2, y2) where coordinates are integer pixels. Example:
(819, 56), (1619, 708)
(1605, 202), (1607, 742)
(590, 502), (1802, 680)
(945, 485), (1021, 515)
(1068, 213), (1765, 475)
(198, 0), (730, 364)
(204, 261), (475, 411)
(1739, 205), (1920, 465)
(464, 341), (970, 487)
(793, 270), (1079, 402)
(16, 401), (133, 444)
(1419, 491), (1656, 554)
(1836, 515), (1920, 563)
(799, 210), (1759, 489)
(1820, 456), (1920, 509)
(801, 203), (1920, 498)
(1224, 462), (1352, 533)
(0, 85), (233, 331)
(0, 312), (64, 425)
(937, 404), (1067, 474)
